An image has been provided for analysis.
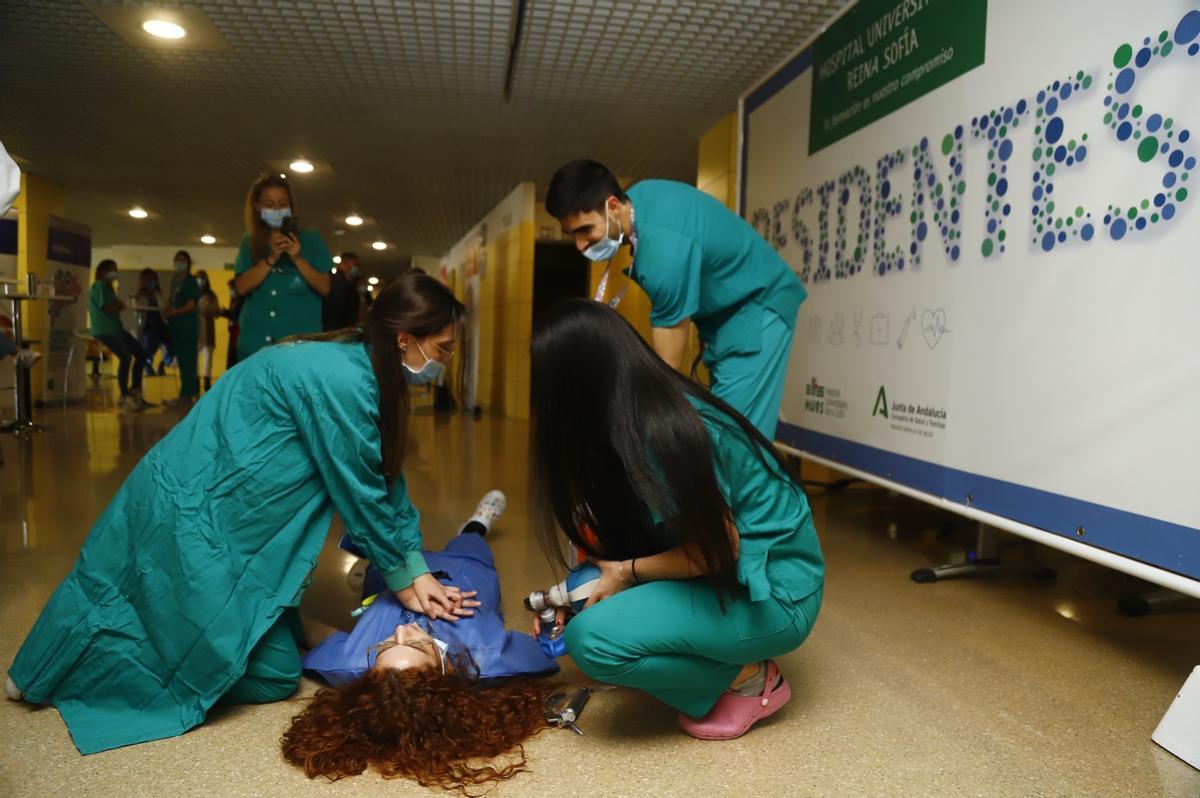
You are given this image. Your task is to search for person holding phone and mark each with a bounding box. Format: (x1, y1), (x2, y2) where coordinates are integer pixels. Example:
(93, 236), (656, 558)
(233, 174), (332, 360)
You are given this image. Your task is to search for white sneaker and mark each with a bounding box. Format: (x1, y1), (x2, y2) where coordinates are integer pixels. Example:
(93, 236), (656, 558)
(465, 490), (507, 533)
(119, 394), (143, 411)
(4, 674), (24, 702)
(14, 349), (41, 369)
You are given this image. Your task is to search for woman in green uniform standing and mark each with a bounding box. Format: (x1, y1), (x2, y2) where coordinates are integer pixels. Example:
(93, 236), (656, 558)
(233, 174), (331, 360)
(530, 299), (824, 741)
(162, 250), (200, 408)
(4, 273), (472, 755)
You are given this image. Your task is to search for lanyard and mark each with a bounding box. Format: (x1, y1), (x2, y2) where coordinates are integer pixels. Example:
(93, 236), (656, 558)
(592, 206), (636, 310)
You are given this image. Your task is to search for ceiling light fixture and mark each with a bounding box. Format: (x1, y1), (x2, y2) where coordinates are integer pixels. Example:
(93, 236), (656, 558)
(200, 234), (216, 244)
(345, 215), (363, 226)
(332, 255), (342, 264)
(128, 207), (149, 219)
(368, 276), (380, 286)
(142, 19), (186, 39)
(372, 241), (387, 251)
(289, 159), (314, 173)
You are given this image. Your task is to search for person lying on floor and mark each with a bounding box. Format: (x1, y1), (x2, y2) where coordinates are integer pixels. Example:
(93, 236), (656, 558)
(283, 490), (562, 793)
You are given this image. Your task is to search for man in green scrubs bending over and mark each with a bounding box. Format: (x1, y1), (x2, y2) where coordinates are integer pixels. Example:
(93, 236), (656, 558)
(546, 160), (806, 439)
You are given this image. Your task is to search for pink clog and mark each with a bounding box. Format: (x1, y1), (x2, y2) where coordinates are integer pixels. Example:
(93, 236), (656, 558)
(678, 659), (791, 740)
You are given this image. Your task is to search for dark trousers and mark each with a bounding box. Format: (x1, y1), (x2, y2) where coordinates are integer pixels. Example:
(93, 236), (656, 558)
(94, 332), (145, 396)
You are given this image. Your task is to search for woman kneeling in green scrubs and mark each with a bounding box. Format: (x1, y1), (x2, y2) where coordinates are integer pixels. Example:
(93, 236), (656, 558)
(530, 299), (825, 740)
(4, 273), (472, 755)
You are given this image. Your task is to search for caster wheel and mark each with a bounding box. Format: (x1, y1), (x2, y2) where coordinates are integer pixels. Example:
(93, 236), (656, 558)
(911, 568), (938, 584)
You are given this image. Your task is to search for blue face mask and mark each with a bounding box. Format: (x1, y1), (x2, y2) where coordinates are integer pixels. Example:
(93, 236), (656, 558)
(403, 341), (445, 386)
(197, 278), (207, 290)
(174, 260), (188, 272)
(582, 209), (624, 262)
(260, 207), (292, 229)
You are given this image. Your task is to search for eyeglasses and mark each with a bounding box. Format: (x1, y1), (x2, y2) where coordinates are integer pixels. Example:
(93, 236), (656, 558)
(366, 617), (450, 674)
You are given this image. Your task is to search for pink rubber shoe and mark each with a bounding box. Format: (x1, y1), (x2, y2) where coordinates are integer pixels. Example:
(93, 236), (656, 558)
(678, 660), (791, 740)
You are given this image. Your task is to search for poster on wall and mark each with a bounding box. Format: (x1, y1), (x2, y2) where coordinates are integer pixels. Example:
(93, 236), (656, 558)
(0, 208), (17, 409)
(742, 1), (1200, 578)
(42, 216), (90, 403)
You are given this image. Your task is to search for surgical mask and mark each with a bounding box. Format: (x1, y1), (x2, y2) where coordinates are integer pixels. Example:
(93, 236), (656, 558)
(582, 209), (624, 262)
(0, 141), (20, 216)
(197, 278), (208, 290)
(349, 265), (360, 277)
(403, 340), (444, 385)
(259, 207), (292, 229)
(174, 260), (188, 272)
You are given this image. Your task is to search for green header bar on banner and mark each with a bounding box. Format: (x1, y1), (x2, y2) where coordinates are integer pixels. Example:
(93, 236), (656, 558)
(809, 0), (987, 154)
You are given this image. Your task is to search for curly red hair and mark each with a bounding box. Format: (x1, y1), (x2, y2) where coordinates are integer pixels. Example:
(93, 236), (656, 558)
(281, 665), (561, 793)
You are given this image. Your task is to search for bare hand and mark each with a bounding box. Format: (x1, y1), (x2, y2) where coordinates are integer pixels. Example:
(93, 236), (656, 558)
(582, 559), (632, 609)
(281, 233), (301, 258)
(396, 573), (476, 622)
(269, 232), (289, 259)
(532, 606), (567, 637)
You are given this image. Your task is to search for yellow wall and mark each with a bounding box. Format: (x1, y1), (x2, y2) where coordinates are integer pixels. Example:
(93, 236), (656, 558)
(476, 220), (534, 420)
(697, 112), (740, 210)
(12, 173), (65, 403)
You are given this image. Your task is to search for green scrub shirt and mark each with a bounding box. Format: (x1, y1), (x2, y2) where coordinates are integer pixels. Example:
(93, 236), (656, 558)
(234, 229), (332, 359)
(626, 179), (807, 361)
(8, 341), (429, 754)
(88, 280), (124, 337)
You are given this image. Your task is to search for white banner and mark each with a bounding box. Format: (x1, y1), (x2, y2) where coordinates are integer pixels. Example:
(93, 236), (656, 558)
(41, 216), (90, 403)
(743, 1), (1200, 578)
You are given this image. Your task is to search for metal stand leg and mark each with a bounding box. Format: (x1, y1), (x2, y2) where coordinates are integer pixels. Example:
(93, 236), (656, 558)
(62, 336), (77, 409)
(1117, 589), (1200, 617)
(911, 522), (1058, 583)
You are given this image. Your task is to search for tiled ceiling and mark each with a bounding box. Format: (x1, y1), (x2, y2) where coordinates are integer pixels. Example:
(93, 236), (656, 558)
(0, 0), (846, 268)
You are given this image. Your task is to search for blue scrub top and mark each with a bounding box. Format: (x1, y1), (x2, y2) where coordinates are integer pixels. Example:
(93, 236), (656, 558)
(303, 533), (558, 685)
(627, 179), (807, 361)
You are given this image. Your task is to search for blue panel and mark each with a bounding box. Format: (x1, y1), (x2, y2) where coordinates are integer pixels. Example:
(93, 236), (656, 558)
(46, 226), (91, 267)
(0, 218), (17, 255)
(778, 422), (1200, 580)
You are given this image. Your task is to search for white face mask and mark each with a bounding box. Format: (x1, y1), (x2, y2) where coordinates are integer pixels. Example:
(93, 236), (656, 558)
(582, 209), (624, 262)
(403, 340), (445, 385)
(0, 142), (19, 216)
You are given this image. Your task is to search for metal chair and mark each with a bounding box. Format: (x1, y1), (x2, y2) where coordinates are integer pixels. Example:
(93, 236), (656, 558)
(64, 328), (112, 409)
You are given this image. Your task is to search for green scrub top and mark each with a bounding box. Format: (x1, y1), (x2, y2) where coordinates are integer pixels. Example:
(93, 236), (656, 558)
(88, 280), (124, 337)
(8, 340), (429, 754)
(626, 180), (807, 361)
(168, 273), (200, 337)
(234, 229), (332, 358)
(687, 394), (824, 604)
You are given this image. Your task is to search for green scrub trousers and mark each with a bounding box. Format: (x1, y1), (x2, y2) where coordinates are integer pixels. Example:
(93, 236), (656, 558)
(705, 307), (795, 440)
(218, 609), (304, 705)
(566, 581), (822, 718)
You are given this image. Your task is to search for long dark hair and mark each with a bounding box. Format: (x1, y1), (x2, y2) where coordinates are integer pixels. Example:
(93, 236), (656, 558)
(290, 272), (465, 483)
(244, 173), (295, 259)
(530, 299), (800, 598)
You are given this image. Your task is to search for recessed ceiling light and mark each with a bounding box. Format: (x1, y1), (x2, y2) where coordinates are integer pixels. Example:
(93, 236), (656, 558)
(372, 241), (387, 251)
(367, 284), (375, 292)
(345, 215), (363, 226)
(368, 276), (380, 285)
(142, 19), (186, 39)
(200, 234), (216, 244)
(332, 255), (342, 264)
(279, 172), (287, 179)
(129, 207), (149, 219)
(289, 159), (314, 173)
(330, 267), (337, 274)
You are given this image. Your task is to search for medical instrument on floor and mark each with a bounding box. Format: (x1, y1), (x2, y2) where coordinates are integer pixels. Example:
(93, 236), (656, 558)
(526, 563), (601, 658)
(543, 687), (591, 735)
(350, 593), (378, 618)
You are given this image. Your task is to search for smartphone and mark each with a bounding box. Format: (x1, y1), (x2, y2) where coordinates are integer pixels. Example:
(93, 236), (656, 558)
(279, 215), (298, 238)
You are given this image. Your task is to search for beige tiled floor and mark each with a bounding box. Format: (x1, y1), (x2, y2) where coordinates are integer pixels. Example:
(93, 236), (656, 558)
(1, 388), (1198, 797)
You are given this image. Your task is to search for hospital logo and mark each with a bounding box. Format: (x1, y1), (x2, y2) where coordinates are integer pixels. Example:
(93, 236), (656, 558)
(805, 378), (826, 398)
(872, 385), (889, 418)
